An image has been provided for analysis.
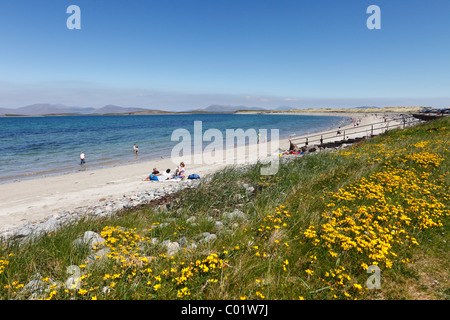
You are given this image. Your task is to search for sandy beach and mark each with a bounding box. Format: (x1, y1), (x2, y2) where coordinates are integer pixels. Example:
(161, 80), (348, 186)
(0, 112), (397, 234)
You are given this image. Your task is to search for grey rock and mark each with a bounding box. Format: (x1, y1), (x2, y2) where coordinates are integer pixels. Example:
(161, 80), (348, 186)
(186, 216), (196, 223)
(161, 240), (171, 247)
(242, 184), (255, 194)
(163, 241), (180, 256)
(87, 248), (111, 263)
(11, 226), (36, 241)
(198, 232), (211, 238)
(225, 209), (246, 220)
(21, 273), (48, 299)
(177, 236), (187, 247)
(72, 231), (105, 250)
(200, 233), (217, 243)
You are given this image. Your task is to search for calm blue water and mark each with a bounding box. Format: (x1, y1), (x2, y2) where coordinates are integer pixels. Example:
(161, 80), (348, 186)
(0, 114), (350, 182)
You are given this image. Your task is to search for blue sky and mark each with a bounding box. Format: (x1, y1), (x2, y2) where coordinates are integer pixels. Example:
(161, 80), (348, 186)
(0, 0), (449, 110)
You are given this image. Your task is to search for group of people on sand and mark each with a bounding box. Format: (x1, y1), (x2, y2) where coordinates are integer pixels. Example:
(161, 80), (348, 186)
(353, 119), (362, 127)
(142, 162), (186, 182)
(79, 147), (187, 182)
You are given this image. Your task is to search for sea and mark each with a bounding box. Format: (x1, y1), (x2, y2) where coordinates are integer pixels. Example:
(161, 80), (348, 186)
(0, 113), (351, 183)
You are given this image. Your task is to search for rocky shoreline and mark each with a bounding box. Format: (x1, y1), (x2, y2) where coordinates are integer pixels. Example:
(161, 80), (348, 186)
(0, 179), (203, 242)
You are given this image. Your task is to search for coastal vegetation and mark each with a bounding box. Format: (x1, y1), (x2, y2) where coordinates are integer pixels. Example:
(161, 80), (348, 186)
(0, 116), (448, 300)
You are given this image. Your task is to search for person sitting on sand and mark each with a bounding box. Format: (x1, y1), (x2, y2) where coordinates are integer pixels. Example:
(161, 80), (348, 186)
(142, 168), (161, 181)
(289, 138), (299, 153)
(158, 169), (172, 181)
(142, 168), (172, 182)
(173, 162), (186, 180)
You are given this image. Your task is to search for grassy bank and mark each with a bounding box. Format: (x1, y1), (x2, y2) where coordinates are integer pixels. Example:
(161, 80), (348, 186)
(1, 117), (449, 300)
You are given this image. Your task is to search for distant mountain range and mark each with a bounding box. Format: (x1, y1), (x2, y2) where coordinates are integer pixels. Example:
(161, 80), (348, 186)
(0, 104), (95, 115)
(1, 103), (341, 116)
(91, 105), (150, 114)
(0, 104), (163, 116)
(0, 103), (283, 116)
(191, 104), (267, 113)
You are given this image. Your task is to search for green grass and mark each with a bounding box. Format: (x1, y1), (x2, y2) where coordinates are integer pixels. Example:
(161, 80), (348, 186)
(0, 117), (449, 300)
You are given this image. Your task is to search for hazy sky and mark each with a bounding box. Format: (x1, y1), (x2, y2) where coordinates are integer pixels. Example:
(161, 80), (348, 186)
(0, 0), (449, 110)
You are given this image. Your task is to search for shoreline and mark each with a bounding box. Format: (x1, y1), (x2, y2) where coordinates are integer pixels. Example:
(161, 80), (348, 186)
(0, 113), (368, 235)
(0, 113), (351, 185)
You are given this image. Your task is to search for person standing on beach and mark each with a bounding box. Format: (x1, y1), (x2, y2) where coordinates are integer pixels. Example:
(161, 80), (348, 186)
(80, 152), (85, 165)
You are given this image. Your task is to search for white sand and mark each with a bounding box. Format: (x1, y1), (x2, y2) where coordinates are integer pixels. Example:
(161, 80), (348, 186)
(287, 112), (405, 146)
(0, 113), (395, 233)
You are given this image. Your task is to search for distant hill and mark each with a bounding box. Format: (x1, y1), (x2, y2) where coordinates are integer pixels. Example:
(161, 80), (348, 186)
(90, 105), (149, 114)
(0, 107), (16, 115)
(0, 104), (95, 116)
(132, 110), (173, 115)
(0, 104), (161, 116)
(193, 104), (267, 113)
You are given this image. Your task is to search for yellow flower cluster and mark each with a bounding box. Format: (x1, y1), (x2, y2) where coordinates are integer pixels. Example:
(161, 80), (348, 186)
(257, 176), (280, 187)
(320, 266), (354, 296)
(403, 152), (444, 168)
(256, 205), (290, 238)
(0, 258), (9, 276)
(195, 253), (224, 274)
(3, 280), (24, 295)
(177, 286), (191, 298)
(413, 141), (429, 149)
(100, 225), (148, 264)
(299, 135), (449, 298)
